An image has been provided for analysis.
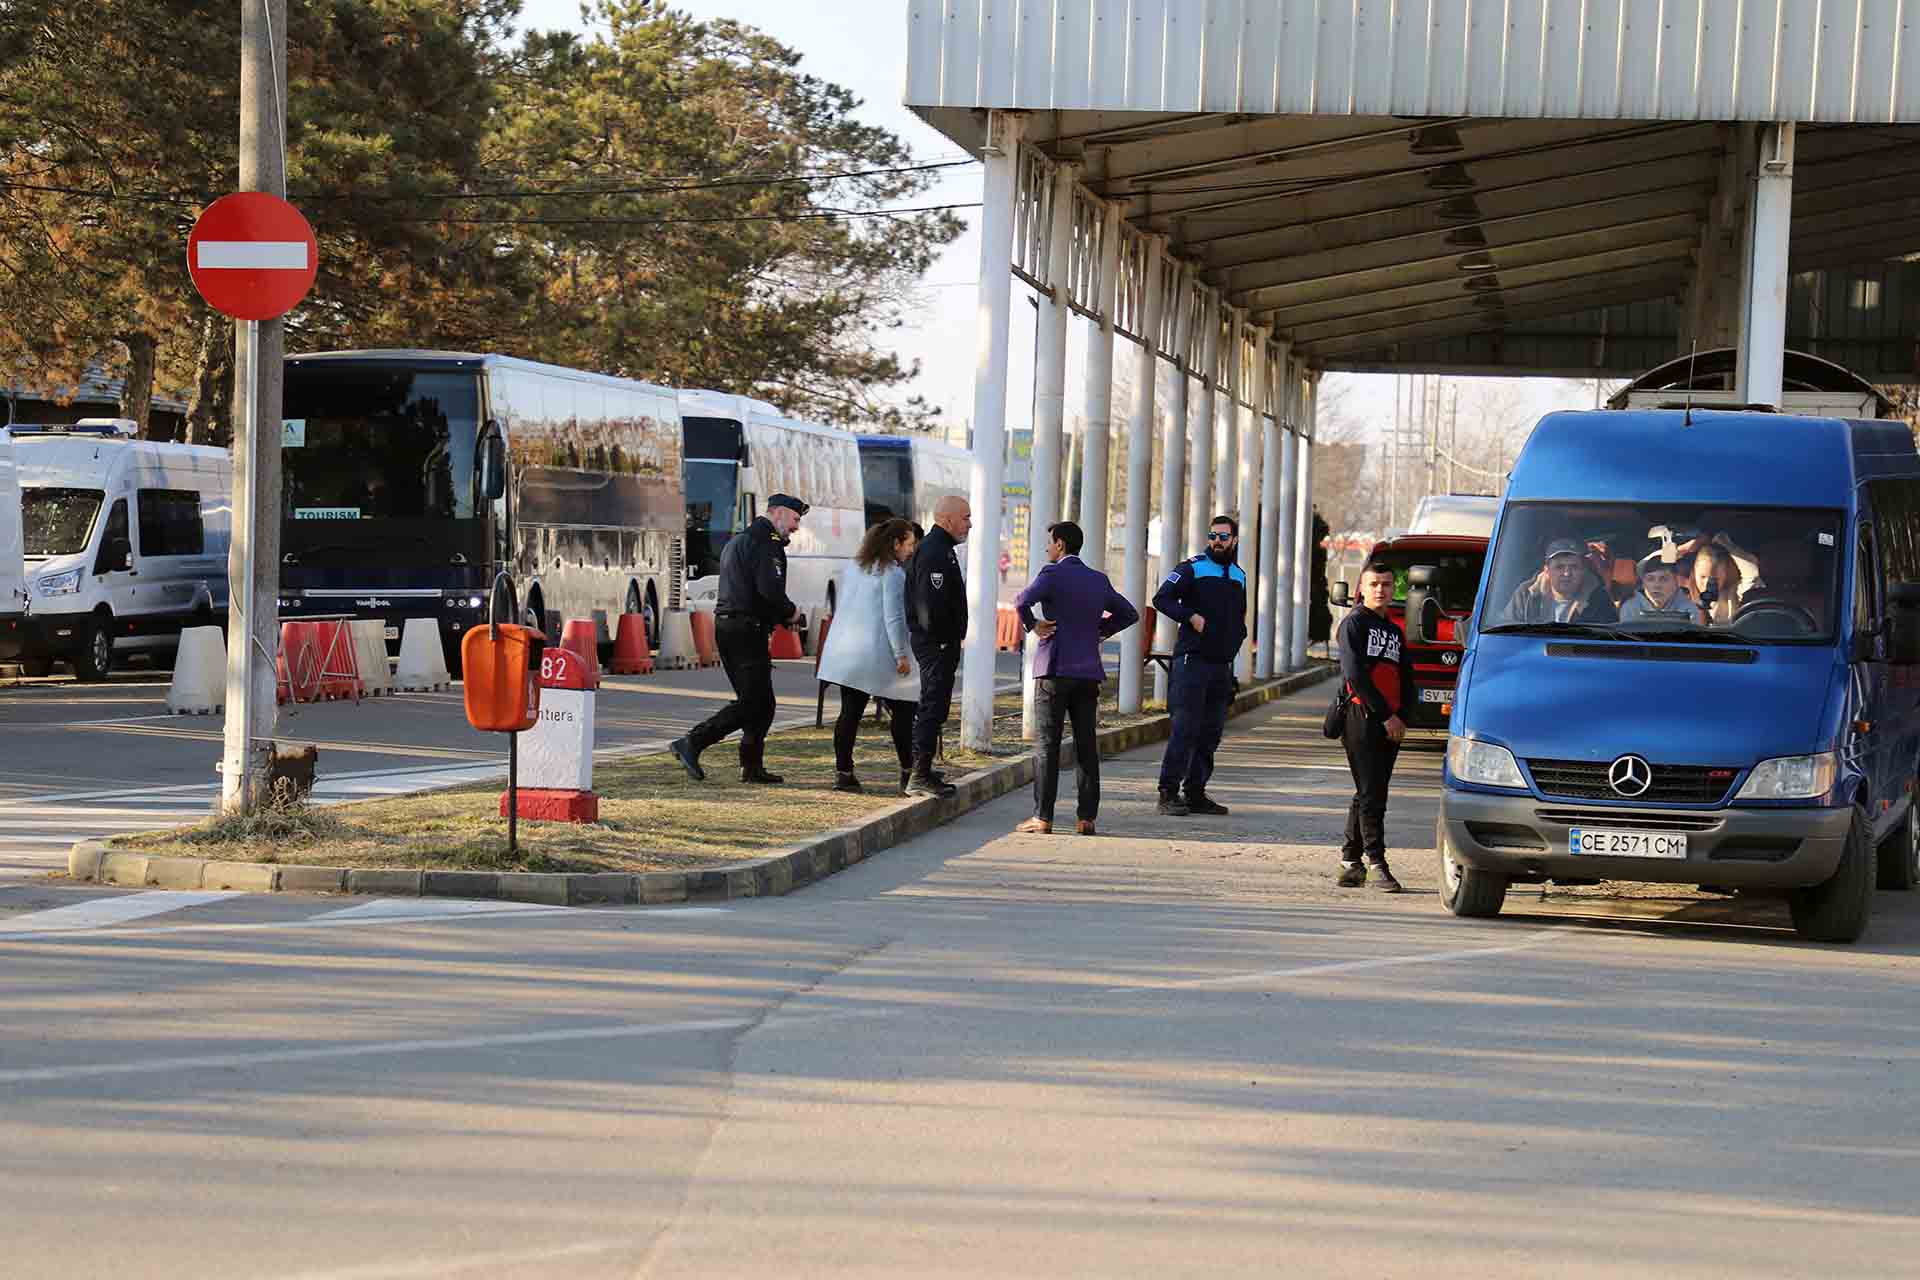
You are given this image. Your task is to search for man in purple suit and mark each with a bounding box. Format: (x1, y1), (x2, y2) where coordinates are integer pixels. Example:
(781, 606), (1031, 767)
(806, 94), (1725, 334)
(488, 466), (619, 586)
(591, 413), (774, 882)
(1012, 522), (1139, 835)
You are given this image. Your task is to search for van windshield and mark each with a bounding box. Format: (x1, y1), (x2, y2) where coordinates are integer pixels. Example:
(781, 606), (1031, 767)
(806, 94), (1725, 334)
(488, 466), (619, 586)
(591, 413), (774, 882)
(22, 487), (104, 557)
(1482, 503), (1844, 642)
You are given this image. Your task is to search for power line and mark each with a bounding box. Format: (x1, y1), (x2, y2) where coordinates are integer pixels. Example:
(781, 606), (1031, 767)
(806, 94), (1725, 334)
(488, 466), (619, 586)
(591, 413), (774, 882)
(400, 202), (979, 227)
(0, 157), (980, 208)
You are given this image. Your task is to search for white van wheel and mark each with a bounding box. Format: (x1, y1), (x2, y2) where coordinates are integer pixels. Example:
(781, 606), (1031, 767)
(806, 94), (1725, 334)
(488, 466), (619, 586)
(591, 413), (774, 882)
(74, 614), (114, 683)
(1876, 795), (1920, 891)
(1437, 815), (1508, 918)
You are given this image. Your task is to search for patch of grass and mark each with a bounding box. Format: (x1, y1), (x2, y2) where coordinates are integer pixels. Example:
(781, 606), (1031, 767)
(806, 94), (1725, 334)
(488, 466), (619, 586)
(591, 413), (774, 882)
(113, 678), (1181, 874)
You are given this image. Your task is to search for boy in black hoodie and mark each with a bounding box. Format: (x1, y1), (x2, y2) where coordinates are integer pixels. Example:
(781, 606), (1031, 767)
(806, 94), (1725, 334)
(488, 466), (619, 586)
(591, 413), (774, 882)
(1336, 560), (1415, 891)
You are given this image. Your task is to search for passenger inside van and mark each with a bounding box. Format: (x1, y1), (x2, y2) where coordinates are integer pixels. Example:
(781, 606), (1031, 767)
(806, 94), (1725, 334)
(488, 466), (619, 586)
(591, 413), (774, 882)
(1500, 537), (1618, 624)
(1618, 553), (1705, 623)
(1680, 532), (1766, 623)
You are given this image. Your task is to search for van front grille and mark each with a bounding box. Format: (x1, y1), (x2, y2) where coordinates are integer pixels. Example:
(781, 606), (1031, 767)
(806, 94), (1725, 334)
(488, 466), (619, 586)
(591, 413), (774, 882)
(1525, 759), (1735, 805)
(1533, 808), (1723, 832)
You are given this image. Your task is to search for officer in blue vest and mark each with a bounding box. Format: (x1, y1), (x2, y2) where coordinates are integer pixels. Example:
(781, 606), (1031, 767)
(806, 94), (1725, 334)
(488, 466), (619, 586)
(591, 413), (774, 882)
(1152, 514), (1248, 816)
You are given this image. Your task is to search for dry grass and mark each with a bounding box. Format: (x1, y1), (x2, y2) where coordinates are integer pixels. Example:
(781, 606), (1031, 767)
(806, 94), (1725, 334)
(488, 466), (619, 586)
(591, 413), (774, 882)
(115, 682), (1169, 874)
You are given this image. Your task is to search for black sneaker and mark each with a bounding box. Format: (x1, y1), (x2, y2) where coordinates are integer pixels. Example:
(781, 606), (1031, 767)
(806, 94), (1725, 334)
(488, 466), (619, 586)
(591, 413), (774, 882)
(1156, 791), (1190, 816)
(1336, 862), (1366, 888)
(905, 773), (956, 799)
(898, 769), (912, 797)
(1366, 862), (1404, 893)
(832, 771), (864, 794)
(741, 767), (785, 785)
(1185, 791), (1229, 816)
(669, 737), (705, 782)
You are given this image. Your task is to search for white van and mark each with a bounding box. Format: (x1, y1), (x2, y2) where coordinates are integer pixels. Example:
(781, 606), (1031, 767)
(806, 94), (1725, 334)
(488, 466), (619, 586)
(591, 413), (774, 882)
(9, 422), (231, 680)
(0, 431), (29, 649)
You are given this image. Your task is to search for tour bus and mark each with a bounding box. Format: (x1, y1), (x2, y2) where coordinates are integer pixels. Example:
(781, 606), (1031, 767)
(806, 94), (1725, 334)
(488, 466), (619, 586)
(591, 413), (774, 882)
(1437, 407), (1920, 942)
(856, 433), (972, 531)
(280, 352), (683, 668)
(677, 390), (863, 643)
(4, 421), (229, 680)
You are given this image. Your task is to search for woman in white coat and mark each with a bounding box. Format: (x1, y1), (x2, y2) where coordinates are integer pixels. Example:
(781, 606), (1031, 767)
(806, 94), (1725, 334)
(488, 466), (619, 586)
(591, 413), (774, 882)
(817, 517), (920, 793)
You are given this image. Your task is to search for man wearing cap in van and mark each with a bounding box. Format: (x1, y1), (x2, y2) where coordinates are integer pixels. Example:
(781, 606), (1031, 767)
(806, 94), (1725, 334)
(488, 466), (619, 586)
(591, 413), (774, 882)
(1502, 537), (1618, 625)
(671, 493), (808, 785)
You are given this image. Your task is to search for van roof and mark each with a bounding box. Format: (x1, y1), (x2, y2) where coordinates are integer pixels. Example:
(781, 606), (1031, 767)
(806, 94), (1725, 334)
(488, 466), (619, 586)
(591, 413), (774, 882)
(1510, 409), (1916, 507)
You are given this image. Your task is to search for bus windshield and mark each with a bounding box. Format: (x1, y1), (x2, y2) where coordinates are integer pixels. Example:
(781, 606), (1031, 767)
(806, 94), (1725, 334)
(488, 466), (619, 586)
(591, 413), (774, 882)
(683, 459), (737, 578)
(22, 487), (104, 557)
(282, 366), (481, 521)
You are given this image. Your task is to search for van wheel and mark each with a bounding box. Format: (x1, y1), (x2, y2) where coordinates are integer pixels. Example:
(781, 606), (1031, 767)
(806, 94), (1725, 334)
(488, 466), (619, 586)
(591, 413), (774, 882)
(1790, 809), (1875, 942)
(1437, 815), (1508, 917)
(18, 658), (52, 678)
(1877, 797), (1920, 891)
(73, 614), (114, 683)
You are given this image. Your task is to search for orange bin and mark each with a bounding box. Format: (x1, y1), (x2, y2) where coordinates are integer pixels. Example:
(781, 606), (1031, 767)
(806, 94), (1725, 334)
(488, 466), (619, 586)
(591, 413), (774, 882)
(462, 624), (544, 732)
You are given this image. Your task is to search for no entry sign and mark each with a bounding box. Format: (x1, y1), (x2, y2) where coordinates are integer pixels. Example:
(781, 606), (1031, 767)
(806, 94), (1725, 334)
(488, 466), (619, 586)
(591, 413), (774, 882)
(186, 192), (318, 321)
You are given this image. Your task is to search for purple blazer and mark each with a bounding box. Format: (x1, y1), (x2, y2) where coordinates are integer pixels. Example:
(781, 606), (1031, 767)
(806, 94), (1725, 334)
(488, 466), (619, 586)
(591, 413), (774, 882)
(1015, 555), (1140, 680)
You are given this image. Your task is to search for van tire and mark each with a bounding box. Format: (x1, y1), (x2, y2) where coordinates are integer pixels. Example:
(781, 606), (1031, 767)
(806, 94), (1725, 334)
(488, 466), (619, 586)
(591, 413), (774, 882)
(1437, 815), (1508, 918)
(1790, 809), (1874, 942)
(73, 614), (114, 683)
(1876, 797), (1920, 891)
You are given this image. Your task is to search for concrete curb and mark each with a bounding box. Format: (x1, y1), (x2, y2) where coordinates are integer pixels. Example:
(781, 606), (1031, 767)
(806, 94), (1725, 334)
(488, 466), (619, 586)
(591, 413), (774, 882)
(67, 665), (1335, 905)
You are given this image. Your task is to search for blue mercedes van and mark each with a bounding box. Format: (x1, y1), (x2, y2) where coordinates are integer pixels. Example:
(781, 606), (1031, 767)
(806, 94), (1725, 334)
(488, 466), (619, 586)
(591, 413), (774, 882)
(1437, 409), (1920, 942)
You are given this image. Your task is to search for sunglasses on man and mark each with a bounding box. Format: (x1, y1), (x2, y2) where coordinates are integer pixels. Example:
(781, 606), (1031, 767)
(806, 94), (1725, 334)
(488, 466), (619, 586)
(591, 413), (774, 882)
(1206, 532), (1234, 542)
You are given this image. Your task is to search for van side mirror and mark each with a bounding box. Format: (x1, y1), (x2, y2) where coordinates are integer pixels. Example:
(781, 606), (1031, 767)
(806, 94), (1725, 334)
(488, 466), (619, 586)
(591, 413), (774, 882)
(1329, 581), (1350, 607)
(1888, 584), (1920, 664)
(1405, 564), (1443, 646)
(479, 424), (507, 501)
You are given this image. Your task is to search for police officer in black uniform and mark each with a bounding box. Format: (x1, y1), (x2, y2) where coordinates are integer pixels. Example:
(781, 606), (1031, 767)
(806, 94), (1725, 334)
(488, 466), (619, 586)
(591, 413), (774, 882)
(903, 494), (972, 797)
(1151, 514), (1249, 817)
(670, 494), (808, 784)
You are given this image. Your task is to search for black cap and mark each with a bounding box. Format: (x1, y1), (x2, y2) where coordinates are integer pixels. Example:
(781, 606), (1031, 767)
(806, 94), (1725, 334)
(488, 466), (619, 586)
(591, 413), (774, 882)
(767, 493), (809, 516)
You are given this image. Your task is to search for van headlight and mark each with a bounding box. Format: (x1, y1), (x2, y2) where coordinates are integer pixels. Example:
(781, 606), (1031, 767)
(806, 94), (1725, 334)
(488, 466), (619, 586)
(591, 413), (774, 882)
(1735, 751), (1838, 801)
(1448, 736), (1527, 790)
(35, 569), (81, 597)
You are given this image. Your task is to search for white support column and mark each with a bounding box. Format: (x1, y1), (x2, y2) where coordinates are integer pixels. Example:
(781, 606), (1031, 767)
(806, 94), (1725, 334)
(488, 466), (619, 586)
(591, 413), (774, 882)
(1022, 160), (1076, 742)
(1153, 268), (1192, 706)
(1214, 311), (1242, 524)
(1290, 374), (1318, 670)
(1186, 293), (1218, 557)
(1234, 321), (1264, 682)
(1735, 122), (1795, 408)
(1256, 342), (1290, 680)
(1080, 202), (1122, 573)
(1119, 238), (1165, 714)
(960, 112), (1025, 751)
(1275, 365), (1300, 666)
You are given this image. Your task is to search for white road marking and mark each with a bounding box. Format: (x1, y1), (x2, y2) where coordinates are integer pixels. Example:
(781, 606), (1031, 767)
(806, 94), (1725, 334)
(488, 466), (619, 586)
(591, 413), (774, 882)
(0, 899), (733, 942)
(276, 1239), (636, 1280)
(1108, 928), (1563, 991)
(0, 1015), (755, 1084)
(313, 898), (572, 922)
(0, 890), (239, 934)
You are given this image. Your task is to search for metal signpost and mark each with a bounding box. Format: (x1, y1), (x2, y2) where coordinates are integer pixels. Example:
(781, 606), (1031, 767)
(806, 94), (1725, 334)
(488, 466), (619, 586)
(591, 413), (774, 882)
(185, 190), (318, 813)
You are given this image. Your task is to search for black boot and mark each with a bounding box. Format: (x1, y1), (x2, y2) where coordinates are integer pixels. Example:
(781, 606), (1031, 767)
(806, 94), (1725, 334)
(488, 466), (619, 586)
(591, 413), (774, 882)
(669, 736), (706, 782)
(832, 770), (864, 793)
(1185, 790), (1229, 816)
(740, 741), (783, 785)
(1156, 789), (1190, 816)
(905, 753), (955, 798)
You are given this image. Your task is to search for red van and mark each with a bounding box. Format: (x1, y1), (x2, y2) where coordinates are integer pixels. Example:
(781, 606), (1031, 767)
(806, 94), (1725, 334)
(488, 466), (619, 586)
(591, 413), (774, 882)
(1350, 533), (1489, 732)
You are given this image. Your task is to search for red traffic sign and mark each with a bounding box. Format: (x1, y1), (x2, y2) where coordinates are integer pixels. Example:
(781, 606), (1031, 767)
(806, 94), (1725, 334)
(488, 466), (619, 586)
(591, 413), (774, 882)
(186, 192), (318, 321)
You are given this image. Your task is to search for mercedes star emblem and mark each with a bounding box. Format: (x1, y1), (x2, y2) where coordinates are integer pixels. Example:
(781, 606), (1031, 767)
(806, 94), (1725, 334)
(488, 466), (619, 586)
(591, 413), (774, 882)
(1608, 755), (1653, 798)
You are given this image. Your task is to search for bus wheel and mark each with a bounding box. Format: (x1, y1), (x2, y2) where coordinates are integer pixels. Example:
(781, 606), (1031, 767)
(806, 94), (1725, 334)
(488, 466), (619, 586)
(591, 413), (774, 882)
(74, 612), (114, 683)
(644, 584), (660, 652)
(1437, 815), (1507, 918)
(625, 580), (643, 618)
(524, 590), (545, 637)
(1791, 808), (1875, 942)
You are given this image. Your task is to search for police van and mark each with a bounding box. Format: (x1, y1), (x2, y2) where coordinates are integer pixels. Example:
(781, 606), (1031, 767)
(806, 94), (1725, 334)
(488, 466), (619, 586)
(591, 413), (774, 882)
(7, 421), (231, 680)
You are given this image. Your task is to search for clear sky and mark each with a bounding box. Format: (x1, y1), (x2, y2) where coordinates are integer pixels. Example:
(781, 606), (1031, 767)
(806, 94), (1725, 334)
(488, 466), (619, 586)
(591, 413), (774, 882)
(512, 1), (1600, 451)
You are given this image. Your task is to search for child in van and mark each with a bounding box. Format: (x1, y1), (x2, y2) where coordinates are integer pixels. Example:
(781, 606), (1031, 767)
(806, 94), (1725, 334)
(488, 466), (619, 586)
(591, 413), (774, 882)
(1619, 553), (1705, 623)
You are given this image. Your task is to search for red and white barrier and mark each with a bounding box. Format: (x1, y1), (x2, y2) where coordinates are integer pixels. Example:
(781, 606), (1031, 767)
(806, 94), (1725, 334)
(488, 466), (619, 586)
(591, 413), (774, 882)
(500, 645), (599, 824)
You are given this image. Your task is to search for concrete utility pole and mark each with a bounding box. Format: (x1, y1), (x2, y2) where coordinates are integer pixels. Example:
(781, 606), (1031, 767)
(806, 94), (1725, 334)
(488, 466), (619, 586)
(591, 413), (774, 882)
(221, 0), (287, 814)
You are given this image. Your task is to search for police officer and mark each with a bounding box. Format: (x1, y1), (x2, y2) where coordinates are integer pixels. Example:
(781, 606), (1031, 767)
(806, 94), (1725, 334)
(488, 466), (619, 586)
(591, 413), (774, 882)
(670, 494), (808, 785)
(903, 494), (971, 797)
(1152, 515), (1248, 817)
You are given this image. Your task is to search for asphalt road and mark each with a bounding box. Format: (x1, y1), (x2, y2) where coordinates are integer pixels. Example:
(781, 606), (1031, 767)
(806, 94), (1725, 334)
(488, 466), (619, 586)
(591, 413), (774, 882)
(0, 652), (1024, 878)
(5, 683), (1919, 1278)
